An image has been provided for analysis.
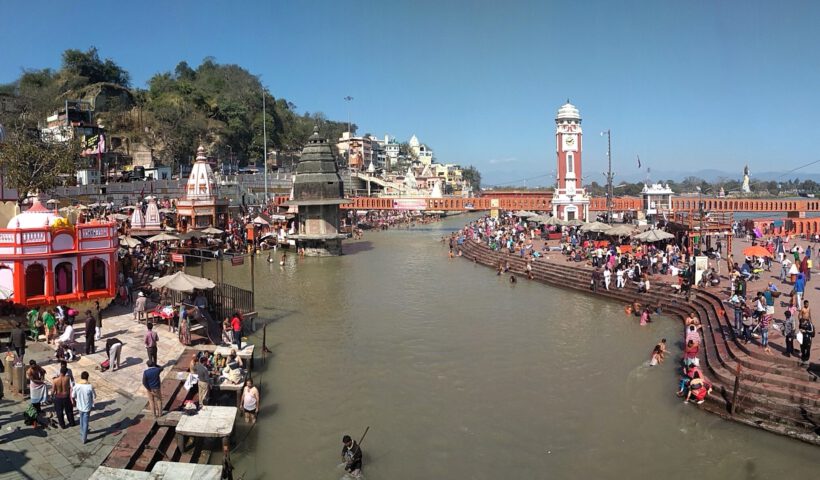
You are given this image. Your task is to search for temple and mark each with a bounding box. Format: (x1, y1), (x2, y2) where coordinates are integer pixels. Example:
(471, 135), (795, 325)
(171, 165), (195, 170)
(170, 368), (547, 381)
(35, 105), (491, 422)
(287, 127), (351, 255)
(176, 145), (229, 229)
(0, 197), (118, 308)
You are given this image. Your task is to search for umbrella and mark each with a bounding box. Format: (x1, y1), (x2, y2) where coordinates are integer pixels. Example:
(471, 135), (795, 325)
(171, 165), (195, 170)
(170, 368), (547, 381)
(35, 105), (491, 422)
(513, 210), (538, 218)
(150, 271), (215, 294)
(743, 245), (772, 258)
(109, 213), (130, 221)
(634, 229), (674, 242)
(542, 216), (566, 226)
(580, 221), (611, 233)
(565, 218), (585, 227)
(119, 236), (142, 248)
(76, 204), (89, 210)
(606, 224), (635, 237)
(252, 215), (271, 226)
(147, 232), (180, 243)
(120, 205), (137, 211)
(46, 199), (59, 205)
(159, 208), (175, 214)
(88, 203), (101, 208)
(199, 226), (224, 235)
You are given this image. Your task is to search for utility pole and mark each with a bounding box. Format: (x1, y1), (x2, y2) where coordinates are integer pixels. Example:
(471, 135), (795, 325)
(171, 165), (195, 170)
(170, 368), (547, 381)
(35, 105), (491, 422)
(263, 91), (269, 206)
(601, 129), (614, 223)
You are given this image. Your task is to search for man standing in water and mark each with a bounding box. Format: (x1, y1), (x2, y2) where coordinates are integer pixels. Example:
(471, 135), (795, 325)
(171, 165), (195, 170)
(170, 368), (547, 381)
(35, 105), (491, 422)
(341, 434), (363, 477)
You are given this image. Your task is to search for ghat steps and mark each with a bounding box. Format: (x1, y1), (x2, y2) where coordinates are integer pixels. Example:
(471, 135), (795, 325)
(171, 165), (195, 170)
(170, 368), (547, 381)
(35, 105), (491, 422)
(459, 240), (820, 446)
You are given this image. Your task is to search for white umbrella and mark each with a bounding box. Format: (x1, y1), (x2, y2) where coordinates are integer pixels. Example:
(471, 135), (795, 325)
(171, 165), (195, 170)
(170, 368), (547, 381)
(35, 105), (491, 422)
(565, 218), (585, 227)
(634, 229), (674, 242)
(110, 213), (130, 221)
(605, 224), (635, 237)
(543, 216), (566, 226)
(147, 232), (180, 243)
(46, 199), (59, 205)
(150, 271), (215, 294)
(199, 226), (224, 235)
(513, 210), (538, 218)
(119, 236), (142, 248)
(580, 221), (611, 233)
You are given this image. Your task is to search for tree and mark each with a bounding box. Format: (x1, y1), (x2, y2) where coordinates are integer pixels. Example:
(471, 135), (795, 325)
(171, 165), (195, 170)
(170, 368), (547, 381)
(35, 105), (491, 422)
(0, 127), (79, 201)
(462, 165), (482, 190)
(61, 47), (130, 87)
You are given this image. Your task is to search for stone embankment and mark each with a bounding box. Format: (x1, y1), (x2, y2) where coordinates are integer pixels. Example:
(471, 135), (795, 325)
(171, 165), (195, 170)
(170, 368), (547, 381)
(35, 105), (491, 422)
(459, 239), (820, 446)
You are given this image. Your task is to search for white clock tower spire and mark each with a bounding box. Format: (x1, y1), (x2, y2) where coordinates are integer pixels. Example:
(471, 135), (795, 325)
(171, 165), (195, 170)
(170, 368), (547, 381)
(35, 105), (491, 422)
(552, 100), (590, 221)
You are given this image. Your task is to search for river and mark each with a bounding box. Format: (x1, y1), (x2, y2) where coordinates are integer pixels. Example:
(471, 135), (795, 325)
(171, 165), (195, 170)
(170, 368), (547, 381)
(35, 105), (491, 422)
(208, 216), (817, 479)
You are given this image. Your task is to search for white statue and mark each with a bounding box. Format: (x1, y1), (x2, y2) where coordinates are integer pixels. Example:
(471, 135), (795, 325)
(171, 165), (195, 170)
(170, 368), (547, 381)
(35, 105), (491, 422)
(741, 165), (751, 194)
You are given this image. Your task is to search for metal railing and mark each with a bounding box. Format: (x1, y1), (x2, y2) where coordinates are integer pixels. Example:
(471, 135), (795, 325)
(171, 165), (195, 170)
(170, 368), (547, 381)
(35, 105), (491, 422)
(167, 282), (254, 324)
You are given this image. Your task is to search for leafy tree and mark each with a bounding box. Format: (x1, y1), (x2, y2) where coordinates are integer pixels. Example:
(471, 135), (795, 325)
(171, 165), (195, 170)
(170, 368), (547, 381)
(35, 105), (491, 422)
(0, 126), (79, 200)
(462, 165), (482, 190)
(61, 47), (130, 87)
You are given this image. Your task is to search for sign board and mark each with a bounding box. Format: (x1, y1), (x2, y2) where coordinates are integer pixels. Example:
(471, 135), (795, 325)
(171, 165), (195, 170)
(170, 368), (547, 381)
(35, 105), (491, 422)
(171, 253), (184, 263)
(392, 199), (427, 211)
(231, 256), (245, 266)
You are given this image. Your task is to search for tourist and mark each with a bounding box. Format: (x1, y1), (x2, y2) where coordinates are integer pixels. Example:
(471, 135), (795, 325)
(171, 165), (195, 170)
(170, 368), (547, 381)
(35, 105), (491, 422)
(43, 309), (57, 345)
(11, 321), (26, 362)
(144, 323), (159, 366)
(71, 371), (96, 444)
(781, 257), (792, 283)
(27, 360), (47, 415)
(759, 314), (772, 354)
(784, 310), (797, 358)
(106, 337), (123, 371)
(231, 312), (243, 350)
(341, 434), (363, 477)
(142, 360), (164, 417)
(794, 273), (806, 307)
(242, 378), (260, 424)
(194, 356), (211, 405)
(179, 309), (191, 346)
(134, 291), (147, 321)
(222, 317), (233, 345)
(84, 310), (96, 355)
(798, 304), (815, 366)
(52, 366), (75, 429)
(95, 301), (103, 341)
(27, 306), (41, 342)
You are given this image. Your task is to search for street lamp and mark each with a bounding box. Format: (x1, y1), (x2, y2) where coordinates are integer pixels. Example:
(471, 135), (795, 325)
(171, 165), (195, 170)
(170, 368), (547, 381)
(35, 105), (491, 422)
(344, 96), (353, 167)
(600, 130), (614, 223)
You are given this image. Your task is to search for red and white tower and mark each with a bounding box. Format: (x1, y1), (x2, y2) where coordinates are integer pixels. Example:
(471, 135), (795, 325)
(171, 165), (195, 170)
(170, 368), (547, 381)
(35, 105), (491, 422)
(552, 100), (589, 221)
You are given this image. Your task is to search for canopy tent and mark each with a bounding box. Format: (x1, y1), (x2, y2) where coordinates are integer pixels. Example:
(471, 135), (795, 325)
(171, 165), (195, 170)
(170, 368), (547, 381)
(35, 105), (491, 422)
(199, 226), (224, 235)
(146, 232), (180, 243)
(119, 236), (142, 248)
(150, 271), (215, 294)
(634, 229), (674, 242)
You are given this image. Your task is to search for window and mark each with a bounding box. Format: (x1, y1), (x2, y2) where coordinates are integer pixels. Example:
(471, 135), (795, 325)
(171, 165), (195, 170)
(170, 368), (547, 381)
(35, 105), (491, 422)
(83, 259), (107, 291)
(567, 153), (574, 174)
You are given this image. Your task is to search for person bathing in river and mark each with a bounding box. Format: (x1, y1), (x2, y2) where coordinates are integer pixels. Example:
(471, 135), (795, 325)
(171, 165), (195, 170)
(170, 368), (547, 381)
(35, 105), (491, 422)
(656, 338), (667, 362)
(649, 344), (662, 366)
(341, 434), (363, 477)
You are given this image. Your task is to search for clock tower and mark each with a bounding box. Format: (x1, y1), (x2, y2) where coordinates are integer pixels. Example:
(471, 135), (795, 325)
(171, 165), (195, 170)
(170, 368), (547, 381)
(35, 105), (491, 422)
(552, 100), (589, 221)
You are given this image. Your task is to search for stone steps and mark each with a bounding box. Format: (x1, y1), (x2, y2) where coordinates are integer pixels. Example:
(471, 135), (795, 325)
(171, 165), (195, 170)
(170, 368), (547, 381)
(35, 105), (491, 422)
(459, 240), (820, 445)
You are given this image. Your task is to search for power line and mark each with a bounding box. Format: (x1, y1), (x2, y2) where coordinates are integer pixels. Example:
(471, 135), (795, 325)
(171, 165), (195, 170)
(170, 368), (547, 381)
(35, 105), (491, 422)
(486, 173), (552, 187)
(776, 159), (820, 179)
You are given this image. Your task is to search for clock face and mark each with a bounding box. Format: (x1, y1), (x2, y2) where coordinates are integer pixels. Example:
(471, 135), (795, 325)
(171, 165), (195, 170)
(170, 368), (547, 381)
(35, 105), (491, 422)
(562, 134), (578, 152)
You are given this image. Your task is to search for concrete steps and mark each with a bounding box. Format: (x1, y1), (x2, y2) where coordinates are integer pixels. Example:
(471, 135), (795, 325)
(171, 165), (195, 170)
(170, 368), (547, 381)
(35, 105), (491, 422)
(459, 240), (820, 446)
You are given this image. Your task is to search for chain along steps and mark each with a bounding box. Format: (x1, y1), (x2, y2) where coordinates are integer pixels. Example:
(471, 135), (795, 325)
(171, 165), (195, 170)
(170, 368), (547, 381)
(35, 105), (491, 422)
(459, 240), (820, 446)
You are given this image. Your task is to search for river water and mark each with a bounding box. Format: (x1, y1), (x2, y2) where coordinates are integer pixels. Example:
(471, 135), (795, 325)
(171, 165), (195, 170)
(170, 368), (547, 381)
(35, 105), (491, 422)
(210, 216), (817, 479)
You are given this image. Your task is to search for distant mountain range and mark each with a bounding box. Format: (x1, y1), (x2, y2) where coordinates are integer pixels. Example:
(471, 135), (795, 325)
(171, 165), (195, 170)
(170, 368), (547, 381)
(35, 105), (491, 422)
(616, 169), (820, 184)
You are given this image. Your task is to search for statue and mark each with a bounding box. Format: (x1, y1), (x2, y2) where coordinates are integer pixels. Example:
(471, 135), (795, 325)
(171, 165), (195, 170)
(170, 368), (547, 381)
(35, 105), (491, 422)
(742, 165), (751, 194)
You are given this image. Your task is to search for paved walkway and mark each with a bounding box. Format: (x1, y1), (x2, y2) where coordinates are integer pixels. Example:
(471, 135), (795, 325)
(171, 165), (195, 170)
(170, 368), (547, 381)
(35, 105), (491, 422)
(0, 304), (185, 480)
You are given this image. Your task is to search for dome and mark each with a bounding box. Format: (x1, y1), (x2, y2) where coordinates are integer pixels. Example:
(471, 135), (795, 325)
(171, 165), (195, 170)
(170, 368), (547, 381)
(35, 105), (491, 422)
(7, 198), (62, 229)
(556, 100), (581, 121)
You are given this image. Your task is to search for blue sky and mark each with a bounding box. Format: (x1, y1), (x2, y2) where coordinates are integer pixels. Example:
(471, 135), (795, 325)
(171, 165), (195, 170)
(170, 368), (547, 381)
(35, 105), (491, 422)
(2, 0), (820, 185)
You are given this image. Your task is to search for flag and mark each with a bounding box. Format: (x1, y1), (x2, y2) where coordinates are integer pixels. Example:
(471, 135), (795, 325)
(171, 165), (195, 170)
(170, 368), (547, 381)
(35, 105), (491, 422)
(637, 155), (641, 168)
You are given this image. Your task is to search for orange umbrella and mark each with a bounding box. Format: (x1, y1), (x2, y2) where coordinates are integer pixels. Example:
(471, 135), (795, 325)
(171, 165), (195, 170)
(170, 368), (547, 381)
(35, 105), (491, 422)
(743, 245), (772, 258)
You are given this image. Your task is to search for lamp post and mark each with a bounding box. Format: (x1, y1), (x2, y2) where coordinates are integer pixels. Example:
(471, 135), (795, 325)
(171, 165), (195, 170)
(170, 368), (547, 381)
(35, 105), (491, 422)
(600, 129), (614, 223)
(262, 91), (269, 206)
(344, 96), (353, 167)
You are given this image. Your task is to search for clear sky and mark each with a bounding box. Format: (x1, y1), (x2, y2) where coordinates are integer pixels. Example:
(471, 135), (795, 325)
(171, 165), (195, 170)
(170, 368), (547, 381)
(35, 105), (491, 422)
(2, 0), (820, 185)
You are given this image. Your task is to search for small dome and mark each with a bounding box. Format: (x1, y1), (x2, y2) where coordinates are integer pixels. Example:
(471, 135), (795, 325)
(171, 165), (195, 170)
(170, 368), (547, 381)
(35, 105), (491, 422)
(556, 100), (581, 121)
(7, 198), (62, 229)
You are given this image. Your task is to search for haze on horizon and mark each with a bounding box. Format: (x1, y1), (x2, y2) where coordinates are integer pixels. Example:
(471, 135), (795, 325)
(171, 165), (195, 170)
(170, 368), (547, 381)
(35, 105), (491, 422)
(2, 0), (819, 186)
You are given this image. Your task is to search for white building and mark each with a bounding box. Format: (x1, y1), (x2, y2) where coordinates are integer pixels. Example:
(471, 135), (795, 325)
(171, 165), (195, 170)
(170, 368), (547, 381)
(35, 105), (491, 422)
(641, 183), (674, 218)
(409, 134), (434, 165)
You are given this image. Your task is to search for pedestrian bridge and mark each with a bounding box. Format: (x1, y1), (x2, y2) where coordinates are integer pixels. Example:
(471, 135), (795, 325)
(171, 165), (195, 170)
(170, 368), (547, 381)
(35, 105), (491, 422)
(331, 194), (820, 213)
